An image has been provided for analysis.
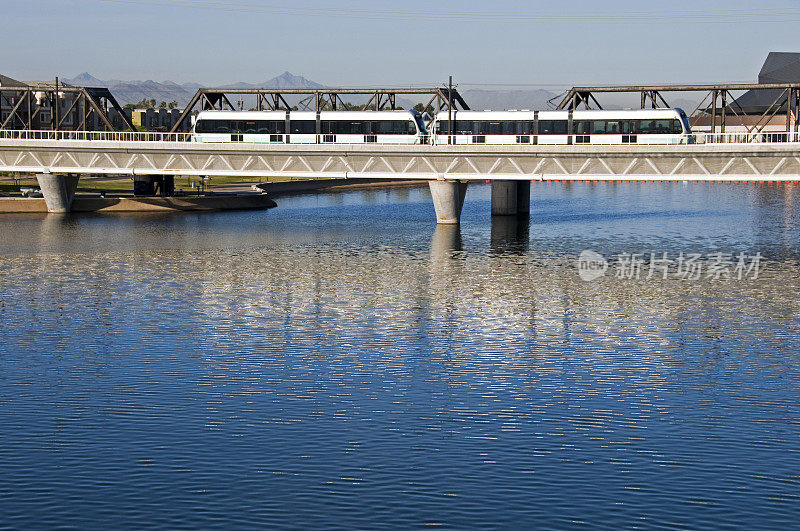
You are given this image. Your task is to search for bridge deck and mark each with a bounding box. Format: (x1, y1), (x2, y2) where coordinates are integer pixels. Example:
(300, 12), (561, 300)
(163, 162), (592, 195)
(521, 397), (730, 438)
(3, 138), (800, 180)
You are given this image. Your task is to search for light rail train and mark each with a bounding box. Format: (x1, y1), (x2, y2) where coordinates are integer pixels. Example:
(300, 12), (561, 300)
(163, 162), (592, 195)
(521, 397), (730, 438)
(190, 108), (693, 145)
(432, 109), (693, 145)
(192, 110), (428, 144)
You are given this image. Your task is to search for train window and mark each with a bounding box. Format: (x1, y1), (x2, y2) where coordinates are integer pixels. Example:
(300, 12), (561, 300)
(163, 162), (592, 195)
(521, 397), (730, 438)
(290, 120), (316, 134)
(539, 120), (552, 134)
(547, 120), (567, 134)
(655, 120), (672, 133)
(634, 119), (677, 134)
(337, 121), (364, 134)
(574, 121), (590, 135)
(607, 121), (621, 134)
(592, 121), (606, 134)
(242, 121), (257, 134)
(455, 120), (473, 135)
(196, 120), (231, 133)
(637, 120), (656, 134)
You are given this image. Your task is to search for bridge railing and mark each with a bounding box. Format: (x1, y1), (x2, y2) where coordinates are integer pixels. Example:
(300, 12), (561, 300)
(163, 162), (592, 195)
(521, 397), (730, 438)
(0, 130), (194, 142)
(3, 129), (800, 145)
(691, 131), (800, 144)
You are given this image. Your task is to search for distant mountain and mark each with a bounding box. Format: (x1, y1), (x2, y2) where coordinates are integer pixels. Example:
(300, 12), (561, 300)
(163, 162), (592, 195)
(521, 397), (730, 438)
(64, 72), (106, 87)
(64, 73), (202, 106)
(227, 71), (324, 90)
(62, 72), (561, 111)
(63, 71), (324, 107)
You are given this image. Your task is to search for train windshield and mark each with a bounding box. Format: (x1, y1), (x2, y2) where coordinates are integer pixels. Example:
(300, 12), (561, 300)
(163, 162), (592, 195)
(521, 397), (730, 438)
(677, 109), (692, 133)
(414, 115), (427, 134)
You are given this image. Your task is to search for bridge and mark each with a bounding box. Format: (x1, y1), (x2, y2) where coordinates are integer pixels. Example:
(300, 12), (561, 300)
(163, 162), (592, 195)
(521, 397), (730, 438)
(2, 130), (800, 222)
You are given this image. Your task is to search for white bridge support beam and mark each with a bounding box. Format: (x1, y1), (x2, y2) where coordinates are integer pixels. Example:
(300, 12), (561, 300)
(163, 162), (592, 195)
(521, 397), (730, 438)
(36, 173), (80, 213)
(429, 180), (468, 224)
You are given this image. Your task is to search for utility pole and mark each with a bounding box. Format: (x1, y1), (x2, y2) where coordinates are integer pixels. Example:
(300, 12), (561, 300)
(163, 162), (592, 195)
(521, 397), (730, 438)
(54, 77), (59, 132)
(448, 75), (453, 145)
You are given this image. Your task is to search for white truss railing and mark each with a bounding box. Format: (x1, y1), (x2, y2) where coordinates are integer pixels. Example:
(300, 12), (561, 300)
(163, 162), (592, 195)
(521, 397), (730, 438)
(2, 130), (800, 145)
(0, 130), (194, 142)
(691, 131), (800, 144)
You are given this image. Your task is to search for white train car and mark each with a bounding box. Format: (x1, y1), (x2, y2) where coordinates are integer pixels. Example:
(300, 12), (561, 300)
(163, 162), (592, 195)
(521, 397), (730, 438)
(431, 108), (693, 145)
(192, 110), (428, 144)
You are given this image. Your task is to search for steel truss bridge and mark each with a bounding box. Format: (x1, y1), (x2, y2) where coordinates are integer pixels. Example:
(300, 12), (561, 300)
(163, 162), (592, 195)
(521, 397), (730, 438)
(0, 84), (134, 132)
(557, 83), (800, 134)
(170, 87), (470, 132)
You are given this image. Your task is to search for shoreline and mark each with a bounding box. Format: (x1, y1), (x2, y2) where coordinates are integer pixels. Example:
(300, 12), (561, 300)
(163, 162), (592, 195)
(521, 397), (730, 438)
(0, 178), (427, 213)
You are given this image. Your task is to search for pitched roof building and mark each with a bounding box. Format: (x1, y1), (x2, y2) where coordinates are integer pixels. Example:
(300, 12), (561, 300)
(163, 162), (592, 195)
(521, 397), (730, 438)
(733, 52), (800, 113)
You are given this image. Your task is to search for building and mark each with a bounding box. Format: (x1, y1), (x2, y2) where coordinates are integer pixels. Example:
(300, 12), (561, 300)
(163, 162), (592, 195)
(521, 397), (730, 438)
(130, 107), (183, 131)
(734, 52), (800, 114)
(1, 74), (133, 132)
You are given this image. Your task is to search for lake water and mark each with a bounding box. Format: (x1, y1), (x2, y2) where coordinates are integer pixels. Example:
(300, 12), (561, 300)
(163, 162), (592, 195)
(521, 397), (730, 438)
(1, 182), (798, 528)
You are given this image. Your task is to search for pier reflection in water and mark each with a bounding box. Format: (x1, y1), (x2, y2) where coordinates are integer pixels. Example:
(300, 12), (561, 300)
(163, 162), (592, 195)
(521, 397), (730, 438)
(0, 182), (799, 528)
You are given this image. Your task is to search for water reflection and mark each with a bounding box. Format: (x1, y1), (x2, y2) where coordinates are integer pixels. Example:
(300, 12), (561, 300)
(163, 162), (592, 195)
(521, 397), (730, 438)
(430, 224), (462, 258)
(490, 215), (529, 255)
(0, 182), (799, 528)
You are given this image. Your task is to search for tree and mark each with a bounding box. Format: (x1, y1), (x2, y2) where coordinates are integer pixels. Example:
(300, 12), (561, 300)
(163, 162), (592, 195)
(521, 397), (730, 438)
(413, 103), (435, 114)
(158, 101), (167, 109)
(168, 100), (179, 110)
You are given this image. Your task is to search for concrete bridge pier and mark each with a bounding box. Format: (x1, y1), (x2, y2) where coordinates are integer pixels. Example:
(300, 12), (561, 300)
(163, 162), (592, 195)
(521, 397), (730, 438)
(516, 180), (531, 217)
(491, 180), (531, 216)
(36, 173), (80, 213)
(429, 180), (468, 224)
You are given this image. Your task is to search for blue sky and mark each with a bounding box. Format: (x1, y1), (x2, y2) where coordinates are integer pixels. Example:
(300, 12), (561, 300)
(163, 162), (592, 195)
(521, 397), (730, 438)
(5, 0), (800, 88)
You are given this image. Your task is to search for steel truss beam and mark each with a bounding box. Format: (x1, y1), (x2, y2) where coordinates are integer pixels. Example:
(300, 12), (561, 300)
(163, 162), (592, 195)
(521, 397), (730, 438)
(556, 83), (800, 136)
(170, 87), (470, 132)
(3, 141), (800, 181)
(0, 86), (133, 132)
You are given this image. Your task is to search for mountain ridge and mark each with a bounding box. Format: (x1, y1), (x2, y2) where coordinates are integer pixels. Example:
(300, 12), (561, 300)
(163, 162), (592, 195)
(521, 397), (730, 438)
(62, 72), (560, 110)
(63, 71), (324, 106)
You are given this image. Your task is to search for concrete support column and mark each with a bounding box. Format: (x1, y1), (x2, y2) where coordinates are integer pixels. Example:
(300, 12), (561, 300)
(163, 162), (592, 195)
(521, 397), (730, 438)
(429, 180), (468, 224)
(36, 173), (80, 213)
(516, 180), (531, 216)
(134, 175), (174, 197)
(491, 180), (518, 216)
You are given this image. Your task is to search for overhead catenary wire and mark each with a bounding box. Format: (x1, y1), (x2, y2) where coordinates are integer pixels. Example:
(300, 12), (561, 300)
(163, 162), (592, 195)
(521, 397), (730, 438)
(96, 0), (800, 24)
